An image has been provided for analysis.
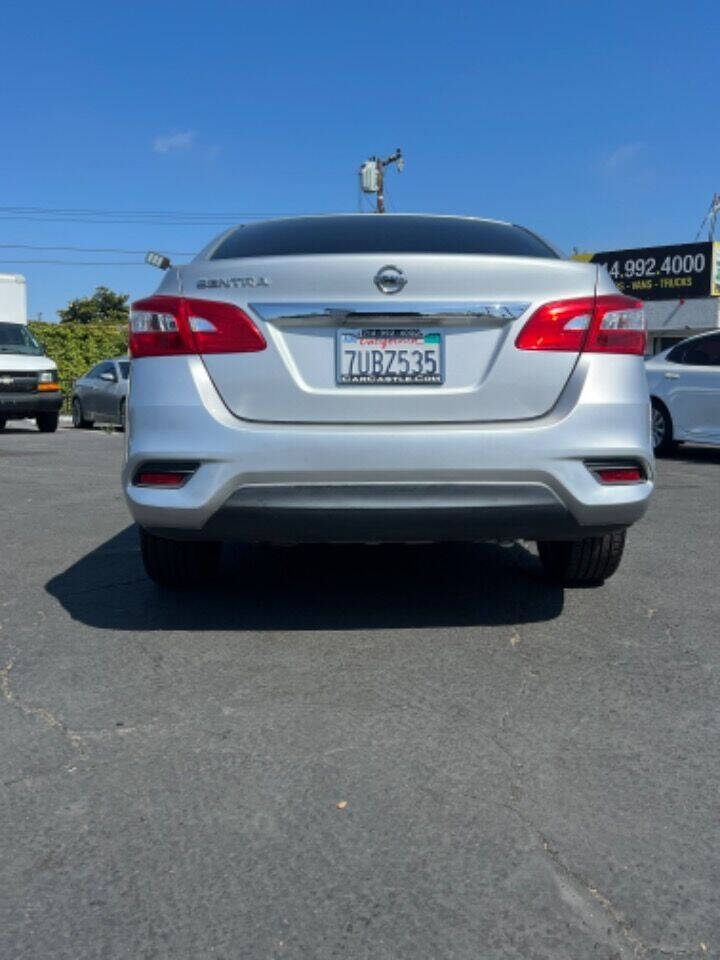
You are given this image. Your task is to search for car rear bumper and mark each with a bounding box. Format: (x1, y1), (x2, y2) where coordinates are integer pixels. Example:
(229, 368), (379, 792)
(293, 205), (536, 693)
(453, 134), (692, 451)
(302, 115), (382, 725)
(124, 354), (654, 543)
(143, 481), (641, 543)
(0, 392), (63, 417)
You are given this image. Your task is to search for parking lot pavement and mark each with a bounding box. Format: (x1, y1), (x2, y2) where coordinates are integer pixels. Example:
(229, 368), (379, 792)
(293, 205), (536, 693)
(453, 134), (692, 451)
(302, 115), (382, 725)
(1, 423), (719, 960)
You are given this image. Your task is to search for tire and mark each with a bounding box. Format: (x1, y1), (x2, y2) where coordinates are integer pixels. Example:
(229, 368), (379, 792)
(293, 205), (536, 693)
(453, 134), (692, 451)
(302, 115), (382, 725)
(72, 397), (93, 429)
(118, 398), (126, 431)
(537, 530), (627, 586)
(651, 399), (677, 456)
(36, 412), (59, 433)
(139, 527), (222, 588)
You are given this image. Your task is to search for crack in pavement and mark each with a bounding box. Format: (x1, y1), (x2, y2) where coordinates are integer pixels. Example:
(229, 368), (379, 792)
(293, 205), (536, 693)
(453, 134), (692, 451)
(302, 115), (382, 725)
(540, 830), (703, 959)
(1, 659), (85, 751)
(538, 832), (646, 960)
(492, 799), (702, 960)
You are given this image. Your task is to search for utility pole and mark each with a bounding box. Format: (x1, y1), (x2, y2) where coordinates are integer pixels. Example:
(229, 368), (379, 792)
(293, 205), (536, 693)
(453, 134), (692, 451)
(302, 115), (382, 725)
(709, 193), (720, 241)
(359, 149), (404, 213)
(695, 193), (720, 241)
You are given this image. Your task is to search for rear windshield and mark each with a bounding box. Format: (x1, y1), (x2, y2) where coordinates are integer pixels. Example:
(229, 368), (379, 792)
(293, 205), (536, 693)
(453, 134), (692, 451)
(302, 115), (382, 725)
(210, 216), (558, 260)
(0, 322), (43, 356)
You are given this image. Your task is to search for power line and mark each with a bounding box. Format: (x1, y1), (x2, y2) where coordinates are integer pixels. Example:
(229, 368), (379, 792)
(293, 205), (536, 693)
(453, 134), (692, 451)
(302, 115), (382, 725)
(694, 193), (720, 242)
(0, 205), (298, 226)
(0, 215), (241, 226)
(0, 243), (195, 255)
(0, 205), (284, 217)
(0, 259), (148, 266)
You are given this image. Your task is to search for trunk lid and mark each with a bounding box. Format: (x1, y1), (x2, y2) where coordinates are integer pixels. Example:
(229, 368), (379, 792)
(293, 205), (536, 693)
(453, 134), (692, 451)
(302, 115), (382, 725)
(182, 254), (598, 424)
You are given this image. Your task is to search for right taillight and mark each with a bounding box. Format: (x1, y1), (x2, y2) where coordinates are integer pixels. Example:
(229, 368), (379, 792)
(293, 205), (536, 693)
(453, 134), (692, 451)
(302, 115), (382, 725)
(515, 294), (645, 356)
(130, 295), (267, 358)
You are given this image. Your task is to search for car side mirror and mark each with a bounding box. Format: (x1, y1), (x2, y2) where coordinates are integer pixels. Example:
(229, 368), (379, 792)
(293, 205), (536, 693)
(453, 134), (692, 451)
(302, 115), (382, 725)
(100, 371), (117, 382)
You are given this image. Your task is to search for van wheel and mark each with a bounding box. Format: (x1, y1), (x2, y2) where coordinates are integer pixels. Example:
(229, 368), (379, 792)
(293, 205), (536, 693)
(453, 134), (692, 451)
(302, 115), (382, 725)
(72, 397), (93, 429)
(36, 412), (59, 433)
(537, 530), (626, 586)
(139, 528), (222, 588)
(118, 398), (126, 431)
(651, 399), (677, 455)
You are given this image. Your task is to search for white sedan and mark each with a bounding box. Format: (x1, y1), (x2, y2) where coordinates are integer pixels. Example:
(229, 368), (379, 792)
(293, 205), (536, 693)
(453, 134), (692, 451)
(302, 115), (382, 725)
(646, 331), (720, 453)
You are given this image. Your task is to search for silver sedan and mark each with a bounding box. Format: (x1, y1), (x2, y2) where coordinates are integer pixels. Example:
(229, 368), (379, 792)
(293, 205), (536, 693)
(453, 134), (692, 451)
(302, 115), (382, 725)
(122, 214), (654, 588)
(646, 330), (720, 453)
(72, 357), (129, 429)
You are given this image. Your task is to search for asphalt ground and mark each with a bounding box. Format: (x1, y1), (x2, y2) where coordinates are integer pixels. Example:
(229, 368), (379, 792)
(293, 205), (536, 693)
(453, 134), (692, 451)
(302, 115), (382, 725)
(1, 421), (719, 960)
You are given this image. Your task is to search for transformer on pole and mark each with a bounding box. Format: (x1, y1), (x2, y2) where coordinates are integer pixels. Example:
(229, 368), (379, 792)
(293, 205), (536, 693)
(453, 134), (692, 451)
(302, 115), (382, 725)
(359, 149), (404, 213)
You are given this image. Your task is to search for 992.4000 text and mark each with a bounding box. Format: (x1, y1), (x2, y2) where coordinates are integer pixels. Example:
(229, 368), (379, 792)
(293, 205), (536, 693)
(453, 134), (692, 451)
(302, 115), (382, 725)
(599, 252), (706, 281)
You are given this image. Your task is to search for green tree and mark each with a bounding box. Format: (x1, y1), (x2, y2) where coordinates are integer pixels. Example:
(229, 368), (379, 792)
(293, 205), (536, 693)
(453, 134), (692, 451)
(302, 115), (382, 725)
(58, 286), (130, 324)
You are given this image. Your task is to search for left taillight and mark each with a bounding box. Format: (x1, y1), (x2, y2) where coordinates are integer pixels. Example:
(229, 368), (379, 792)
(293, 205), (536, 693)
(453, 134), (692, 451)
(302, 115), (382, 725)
(515, 294), (646, 356)
(129, 295), (267, 358)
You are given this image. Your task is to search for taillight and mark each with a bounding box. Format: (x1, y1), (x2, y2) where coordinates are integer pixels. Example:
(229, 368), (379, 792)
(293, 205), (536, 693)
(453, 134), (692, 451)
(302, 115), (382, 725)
(515, 294), (645, 355)
(129, 296), (266, 358)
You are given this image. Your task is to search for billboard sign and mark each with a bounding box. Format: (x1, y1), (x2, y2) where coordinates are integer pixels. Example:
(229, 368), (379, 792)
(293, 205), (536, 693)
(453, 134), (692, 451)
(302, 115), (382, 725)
(586, 242), (716, 300)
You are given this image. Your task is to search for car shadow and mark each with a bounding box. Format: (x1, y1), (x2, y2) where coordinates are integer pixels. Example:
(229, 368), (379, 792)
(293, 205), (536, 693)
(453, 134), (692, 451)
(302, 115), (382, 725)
(0, 425), (41, 435)
(45, 526), (564, 631)
(668, 444), (720, 465)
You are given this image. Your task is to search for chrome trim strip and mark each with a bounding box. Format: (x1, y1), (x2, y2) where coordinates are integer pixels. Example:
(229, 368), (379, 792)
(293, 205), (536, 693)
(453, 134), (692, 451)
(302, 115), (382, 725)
(249, 301), (531, 324)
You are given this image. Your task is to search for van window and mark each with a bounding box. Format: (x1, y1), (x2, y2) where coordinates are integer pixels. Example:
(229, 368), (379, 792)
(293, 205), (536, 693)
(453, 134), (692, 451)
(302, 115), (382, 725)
(0, 322), (43, 356)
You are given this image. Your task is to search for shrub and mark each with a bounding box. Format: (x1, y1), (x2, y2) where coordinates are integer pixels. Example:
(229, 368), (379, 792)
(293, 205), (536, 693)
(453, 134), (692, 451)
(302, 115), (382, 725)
(29, 322), (128, 387)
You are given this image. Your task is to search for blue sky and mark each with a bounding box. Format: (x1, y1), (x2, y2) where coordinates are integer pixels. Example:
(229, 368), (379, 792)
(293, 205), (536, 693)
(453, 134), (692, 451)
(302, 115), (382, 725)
(1, 0), (717, 321)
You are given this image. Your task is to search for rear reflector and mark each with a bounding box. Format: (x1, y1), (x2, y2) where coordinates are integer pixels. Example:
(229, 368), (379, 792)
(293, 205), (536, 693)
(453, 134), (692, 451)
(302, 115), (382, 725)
(130, 295), (266, 358)
(135, 472), (188, 487)
(133, 462), (198, 487)
(515, 294), (645, 355)
(589, 465), (645, 484)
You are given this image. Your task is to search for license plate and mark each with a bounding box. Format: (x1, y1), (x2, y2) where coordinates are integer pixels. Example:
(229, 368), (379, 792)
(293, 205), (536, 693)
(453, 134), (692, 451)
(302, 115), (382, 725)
(336, 328), (444, 385)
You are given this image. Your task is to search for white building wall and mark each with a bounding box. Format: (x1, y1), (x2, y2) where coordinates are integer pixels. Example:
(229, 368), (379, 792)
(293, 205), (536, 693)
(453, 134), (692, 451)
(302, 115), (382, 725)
(644, 298), (720, 354)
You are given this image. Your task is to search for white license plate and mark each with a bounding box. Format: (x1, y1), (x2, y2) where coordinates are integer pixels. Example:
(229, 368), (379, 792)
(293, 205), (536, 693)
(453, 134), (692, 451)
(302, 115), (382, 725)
(336, 328), (444, 385)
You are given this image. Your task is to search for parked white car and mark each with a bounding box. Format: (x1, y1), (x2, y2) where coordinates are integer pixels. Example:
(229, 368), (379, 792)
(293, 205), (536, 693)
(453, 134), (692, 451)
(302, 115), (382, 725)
(646, 330), (720, 453)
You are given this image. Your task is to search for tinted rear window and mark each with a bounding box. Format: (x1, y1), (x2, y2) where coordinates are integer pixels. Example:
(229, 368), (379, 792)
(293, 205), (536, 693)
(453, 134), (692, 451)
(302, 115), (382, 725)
(210, 216), (558, 260)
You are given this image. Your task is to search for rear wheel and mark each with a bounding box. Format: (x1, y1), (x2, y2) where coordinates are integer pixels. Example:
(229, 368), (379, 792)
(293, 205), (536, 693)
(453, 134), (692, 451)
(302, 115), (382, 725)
(139, 528), (222, 588)
(72, 397), (93, 429)
(118, 398), (126, 431)
(651, 399), (677, 456)
(537, 530), (626, 585)
(36, 412), (59, 433)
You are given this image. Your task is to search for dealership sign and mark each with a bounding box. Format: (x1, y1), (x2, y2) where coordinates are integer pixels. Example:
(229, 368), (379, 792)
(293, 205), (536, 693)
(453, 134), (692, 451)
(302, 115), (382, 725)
(576, 242), (720, 301)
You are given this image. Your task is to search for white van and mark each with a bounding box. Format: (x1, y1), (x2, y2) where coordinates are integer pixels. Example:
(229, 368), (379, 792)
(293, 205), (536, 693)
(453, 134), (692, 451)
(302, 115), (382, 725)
(0, 274), (62, 432)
